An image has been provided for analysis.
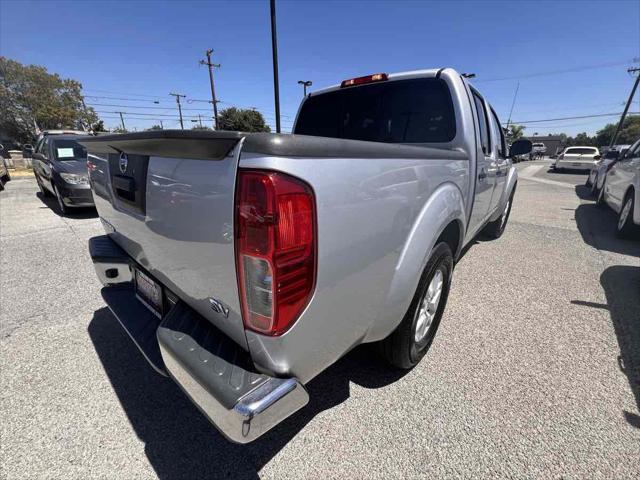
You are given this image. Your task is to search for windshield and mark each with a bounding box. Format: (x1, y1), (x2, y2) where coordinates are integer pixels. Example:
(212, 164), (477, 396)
(604, 150), (619, 159)
(294, 78), (456, 143)
(564, 147), (598, 155)
(53, 139), (87, 161)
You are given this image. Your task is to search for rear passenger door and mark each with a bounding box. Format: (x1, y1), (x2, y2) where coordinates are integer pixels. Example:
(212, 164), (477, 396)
(489, 107), (508, 213)
(468, 88), (497, 232)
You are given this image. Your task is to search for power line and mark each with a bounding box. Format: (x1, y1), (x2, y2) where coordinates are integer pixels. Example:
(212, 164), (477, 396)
(476, 58), (639, 83)
(507, 112), (640, 125)
(84, 95), (164, 104)
(88, 102), (214, 112)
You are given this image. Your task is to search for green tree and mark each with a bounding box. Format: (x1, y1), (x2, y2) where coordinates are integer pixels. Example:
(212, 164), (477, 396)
(0, 57), (98, 144)
(92, 120), (106, 132)
(191, 125), (212, 131)
(218, 107), (271, 132)
(111, 126), (127, 134)
(595, 116), (640, 146)
(506, 124), (525, 143)
(147, 124), (163, 131)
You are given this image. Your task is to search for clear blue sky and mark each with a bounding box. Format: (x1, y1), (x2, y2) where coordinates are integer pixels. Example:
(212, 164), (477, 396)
(1, 0), (639, 135)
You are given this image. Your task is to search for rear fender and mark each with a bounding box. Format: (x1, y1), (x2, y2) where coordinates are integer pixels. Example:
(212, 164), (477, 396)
(489, 165), (517, 222)
(376, 182), (465, 340)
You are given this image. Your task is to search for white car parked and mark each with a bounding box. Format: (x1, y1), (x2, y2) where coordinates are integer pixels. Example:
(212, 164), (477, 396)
(553, 146), (600, 172)
(587, 145), (631, 195)
(597, 138), (640, 237)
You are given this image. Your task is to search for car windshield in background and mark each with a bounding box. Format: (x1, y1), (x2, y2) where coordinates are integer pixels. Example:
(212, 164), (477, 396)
(294, 78), (456, 143)
(604, 150), (620, 159)
(565, 147), (598, 155)
(53, 139), (87, 161)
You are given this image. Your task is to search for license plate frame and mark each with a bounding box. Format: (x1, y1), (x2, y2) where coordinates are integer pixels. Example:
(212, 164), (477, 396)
(134, 268), (163, 318)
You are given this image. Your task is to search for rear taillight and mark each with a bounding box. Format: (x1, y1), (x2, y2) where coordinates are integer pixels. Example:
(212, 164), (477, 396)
(235, 170), (316, 336)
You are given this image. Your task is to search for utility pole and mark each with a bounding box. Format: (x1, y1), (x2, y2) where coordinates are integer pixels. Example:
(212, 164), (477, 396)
(270, 0), (281, 133)
(200, 49), (221, 129)
(170, 93), (186, 129)
(198, 114), (203, 128)
(298, 80), (312, 97)
(159, 120), (164, 129)
(609, 67), (640, 148)
(81, 98), (91, 131)
(116, 111), (126, 131)
(505, 81), (520, 132)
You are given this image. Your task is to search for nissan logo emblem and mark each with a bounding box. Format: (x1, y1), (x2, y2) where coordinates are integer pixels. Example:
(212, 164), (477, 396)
(119, 153), (128, 174)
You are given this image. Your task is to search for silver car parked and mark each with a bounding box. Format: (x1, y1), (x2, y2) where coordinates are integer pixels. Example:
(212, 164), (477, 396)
(597, 138), (640, 237)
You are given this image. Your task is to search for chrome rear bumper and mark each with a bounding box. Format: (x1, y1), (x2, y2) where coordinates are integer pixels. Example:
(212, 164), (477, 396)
(90, 234), (309, 444)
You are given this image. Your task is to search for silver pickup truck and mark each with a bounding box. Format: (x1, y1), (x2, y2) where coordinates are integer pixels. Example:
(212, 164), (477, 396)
(81, 68), (531, 443)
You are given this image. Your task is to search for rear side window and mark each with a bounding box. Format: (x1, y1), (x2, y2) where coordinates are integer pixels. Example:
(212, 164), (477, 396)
(294, 78), (456, 143)
(472, 90), (490, 154)
(490, 108), (506, 158)
(565, 147), (598, 155)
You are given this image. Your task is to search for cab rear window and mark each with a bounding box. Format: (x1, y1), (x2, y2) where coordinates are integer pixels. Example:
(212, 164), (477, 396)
(294, 78), (456, 144)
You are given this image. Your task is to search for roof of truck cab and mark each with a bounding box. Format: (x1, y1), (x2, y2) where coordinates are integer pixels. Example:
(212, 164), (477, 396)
(308, 68), (446, 97)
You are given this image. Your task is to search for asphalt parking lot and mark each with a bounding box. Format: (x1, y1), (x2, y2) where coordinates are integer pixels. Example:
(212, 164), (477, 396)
(1, 162), (639, 479)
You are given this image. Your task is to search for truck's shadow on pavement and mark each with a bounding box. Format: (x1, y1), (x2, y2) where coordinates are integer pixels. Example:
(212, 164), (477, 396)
(88, 308), (407, 480)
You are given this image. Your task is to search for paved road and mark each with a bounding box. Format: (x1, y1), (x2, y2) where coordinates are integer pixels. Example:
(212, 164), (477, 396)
(1, 167), (639, 479)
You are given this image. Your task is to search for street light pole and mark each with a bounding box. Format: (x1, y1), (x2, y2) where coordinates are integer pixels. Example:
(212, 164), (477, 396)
(298, 80), (312, 97)
(200, 49), (221, 129)
(270, 0), (281, 133)
(169, 93), (186, 129)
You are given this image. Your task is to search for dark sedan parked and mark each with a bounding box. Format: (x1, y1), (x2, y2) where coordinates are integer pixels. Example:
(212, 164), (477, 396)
(32, 135), (94, 214)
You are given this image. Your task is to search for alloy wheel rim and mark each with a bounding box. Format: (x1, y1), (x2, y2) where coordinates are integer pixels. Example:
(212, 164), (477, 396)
(619, 199), (632, 230)
(415, 269), (444, 343)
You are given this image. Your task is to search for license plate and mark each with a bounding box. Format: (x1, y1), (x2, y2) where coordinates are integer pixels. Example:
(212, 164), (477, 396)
(134, 268), (163, 318)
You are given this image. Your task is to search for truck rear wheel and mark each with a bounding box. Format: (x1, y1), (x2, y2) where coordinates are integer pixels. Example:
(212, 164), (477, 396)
(380, 242), (453, 369)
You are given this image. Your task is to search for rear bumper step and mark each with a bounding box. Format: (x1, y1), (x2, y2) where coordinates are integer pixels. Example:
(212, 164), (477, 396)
(92, 235), (309, 443)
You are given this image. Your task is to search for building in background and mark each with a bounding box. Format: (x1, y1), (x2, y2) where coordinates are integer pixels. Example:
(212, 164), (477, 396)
(523, 135), (566, 157)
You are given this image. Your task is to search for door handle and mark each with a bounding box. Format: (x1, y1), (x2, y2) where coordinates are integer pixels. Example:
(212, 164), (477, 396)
(478, 170), (487, 180)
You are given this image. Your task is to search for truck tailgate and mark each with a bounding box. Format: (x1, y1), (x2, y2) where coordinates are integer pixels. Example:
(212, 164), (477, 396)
(81, 131), (249, 349)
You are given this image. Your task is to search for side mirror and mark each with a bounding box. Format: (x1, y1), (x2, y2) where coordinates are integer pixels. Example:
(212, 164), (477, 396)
(0, 144), (4, 152)
(509, 139), (532, 158)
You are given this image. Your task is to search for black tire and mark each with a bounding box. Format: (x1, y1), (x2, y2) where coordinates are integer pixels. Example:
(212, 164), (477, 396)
(590, 176), (600, 197)
(596, 181), (607, 208)
(483, 185), (516, 239)
(53, 184), (68, 215)
(616, 190), (637, 239)
(380, 242), (453, 369)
